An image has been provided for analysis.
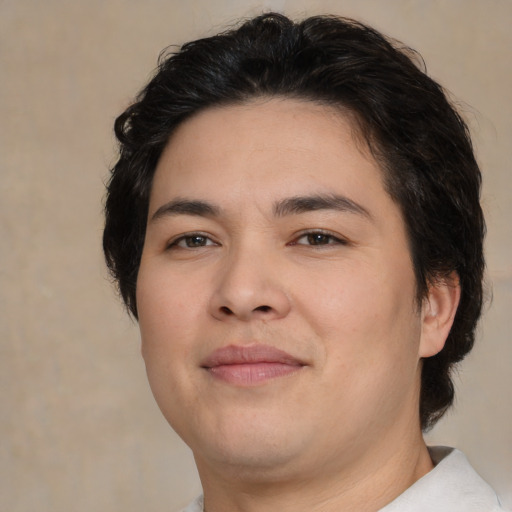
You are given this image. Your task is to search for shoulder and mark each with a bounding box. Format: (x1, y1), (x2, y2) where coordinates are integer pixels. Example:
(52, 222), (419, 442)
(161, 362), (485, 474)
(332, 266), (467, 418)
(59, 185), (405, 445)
(379, 446), (509, 512)
(177, 495), (203, 512)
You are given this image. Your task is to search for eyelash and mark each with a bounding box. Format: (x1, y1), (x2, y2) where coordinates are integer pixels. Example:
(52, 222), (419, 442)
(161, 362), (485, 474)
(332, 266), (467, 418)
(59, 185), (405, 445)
(167, 230), (348, 250)
(290, 230), (348, 247)
(167, 232), (218, 250)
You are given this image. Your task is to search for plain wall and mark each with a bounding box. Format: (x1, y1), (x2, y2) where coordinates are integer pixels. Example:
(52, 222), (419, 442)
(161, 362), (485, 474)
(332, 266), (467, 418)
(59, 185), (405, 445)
(1, 1), (510, 510)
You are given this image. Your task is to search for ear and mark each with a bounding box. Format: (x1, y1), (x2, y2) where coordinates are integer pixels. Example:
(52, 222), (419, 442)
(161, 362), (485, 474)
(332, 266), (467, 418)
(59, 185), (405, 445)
(419, 272), (461, 358)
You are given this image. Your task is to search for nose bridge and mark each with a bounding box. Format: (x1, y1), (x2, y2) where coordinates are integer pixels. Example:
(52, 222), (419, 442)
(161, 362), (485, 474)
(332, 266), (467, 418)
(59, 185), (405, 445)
(210, 236), (290, 321)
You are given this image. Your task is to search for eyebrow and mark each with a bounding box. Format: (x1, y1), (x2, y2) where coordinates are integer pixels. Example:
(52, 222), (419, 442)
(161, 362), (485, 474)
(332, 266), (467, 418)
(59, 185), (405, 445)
(150, 193), (372, 223)
(273, 194), (372, 219)
(151, 198), (220, 222)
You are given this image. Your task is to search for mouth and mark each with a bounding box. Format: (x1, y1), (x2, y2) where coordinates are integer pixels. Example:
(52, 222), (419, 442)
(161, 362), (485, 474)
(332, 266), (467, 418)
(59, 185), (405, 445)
(201, 344), (305, 386)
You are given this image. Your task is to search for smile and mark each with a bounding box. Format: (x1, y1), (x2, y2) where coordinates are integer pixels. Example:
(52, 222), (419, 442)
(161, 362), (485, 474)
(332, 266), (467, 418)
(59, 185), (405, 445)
(201, 344), (305, 386)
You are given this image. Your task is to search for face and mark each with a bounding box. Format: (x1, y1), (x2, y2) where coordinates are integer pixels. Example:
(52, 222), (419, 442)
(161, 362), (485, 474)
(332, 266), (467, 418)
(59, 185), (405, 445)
(137, 98), (428, 481)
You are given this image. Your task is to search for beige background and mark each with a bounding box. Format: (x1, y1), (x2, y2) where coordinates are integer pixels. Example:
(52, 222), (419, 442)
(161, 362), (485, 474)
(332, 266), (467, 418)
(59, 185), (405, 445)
(1, 0), (510, 510)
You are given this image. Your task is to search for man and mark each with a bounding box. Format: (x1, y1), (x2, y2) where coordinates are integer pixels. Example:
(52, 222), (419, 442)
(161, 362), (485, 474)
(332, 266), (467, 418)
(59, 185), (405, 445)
(103, 13), (506, 511)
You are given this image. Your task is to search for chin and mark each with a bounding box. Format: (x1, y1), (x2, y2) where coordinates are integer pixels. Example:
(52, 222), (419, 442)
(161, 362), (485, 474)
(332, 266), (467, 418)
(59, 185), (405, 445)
(192, 424), (307, 477)
(197, 447), (306, 483)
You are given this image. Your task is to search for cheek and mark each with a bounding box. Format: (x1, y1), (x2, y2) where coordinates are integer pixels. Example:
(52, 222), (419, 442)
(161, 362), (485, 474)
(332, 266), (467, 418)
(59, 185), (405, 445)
(136, 264), (208, 371)
(136, 266), (206, 427)
(302, 265), (422, 427)
(296, 259), (420, 359)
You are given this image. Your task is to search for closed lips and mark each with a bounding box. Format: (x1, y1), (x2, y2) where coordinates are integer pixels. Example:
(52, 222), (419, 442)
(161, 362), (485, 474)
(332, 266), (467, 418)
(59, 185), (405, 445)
(202, 344), (305, 385)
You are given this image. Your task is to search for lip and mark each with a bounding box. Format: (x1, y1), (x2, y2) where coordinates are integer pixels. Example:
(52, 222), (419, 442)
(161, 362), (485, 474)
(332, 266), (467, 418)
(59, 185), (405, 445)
(201, 344), (305, 386)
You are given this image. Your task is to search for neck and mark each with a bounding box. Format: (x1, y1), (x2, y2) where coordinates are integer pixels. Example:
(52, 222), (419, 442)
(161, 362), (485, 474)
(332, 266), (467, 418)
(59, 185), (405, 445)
(196, 430), (433, 512)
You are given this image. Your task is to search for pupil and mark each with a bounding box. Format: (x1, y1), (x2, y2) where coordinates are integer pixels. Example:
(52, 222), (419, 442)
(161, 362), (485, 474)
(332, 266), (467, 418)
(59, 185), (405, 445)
(188, 236), (205, 247)
(308, 234), (328, 245)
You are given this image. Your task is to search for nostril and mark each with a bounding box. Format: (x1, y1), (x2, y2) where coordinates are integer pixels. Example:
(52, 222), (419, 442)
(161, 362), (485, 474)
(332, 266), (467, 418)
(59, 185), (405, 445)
(220, 306), (234, 315)
(254, 305), (272, 313)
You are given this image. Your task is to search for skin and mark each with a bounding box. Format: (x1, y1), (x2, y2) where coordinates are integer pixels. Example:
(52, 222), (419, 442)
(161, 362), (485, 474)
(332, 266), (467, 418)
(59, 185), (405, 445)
(136, 98), (460, 512)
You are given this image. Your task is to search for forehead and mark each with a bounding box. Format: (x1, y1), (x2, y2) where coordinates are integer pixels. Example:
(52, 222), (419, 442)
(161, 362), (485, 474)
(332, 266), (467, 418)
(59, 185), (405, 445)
(150, 98), (390, 214)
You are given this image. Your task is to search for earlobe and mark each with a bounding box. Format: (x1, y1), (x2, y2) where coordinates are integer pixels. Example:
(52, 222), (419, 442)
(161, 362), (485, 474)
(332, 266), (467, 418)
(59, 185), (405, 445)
(419, 272), (461, 358)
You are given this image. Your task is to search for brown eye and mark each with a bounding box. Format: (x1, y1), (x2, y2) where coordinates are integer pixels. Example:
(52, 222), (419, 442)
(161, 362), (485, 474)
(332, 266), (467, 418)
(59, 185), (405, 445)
(184, 235), (209, 247)
(306, 233), (332, 245)
(169, 233), (217, 249)
(294, 231), (346, 246)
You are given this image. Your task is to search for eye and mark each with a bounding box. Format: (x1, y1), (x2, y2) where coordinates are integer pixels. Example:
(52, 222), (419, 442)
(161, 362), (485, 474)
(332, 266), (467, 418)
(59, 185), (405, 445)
(168, 233), (218, 249)
(293, 231), (347, 246)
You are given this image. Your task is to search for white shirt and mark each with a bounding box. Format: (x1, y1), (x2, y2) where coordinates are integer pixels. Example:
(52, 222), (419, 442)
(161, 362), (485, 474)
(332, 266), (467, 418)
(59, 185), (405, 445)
(179, 447), (508, 511)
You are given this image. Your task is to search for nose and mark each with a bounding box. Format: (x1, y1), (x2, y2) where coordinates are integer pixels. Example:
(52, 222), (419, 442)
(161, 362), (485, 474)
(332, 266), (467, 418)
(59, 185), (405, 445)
(209, 245), (291, 322)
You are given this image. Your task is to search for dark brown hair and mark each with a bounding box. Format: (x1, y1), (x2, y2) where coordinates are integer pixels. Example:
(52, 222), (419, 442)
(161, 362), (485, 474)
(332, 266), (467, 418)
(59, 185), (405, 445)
(103, 13), (485, 430)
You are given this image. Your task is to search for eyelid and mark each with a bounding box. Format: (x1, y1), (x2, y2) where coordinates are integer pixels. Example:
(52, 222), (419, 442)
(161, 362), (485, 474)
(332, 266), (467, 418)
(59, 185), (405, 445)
(165, 229), (348, 249)
(166, 231), (220, 249)
(289, 229), (349, 246)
